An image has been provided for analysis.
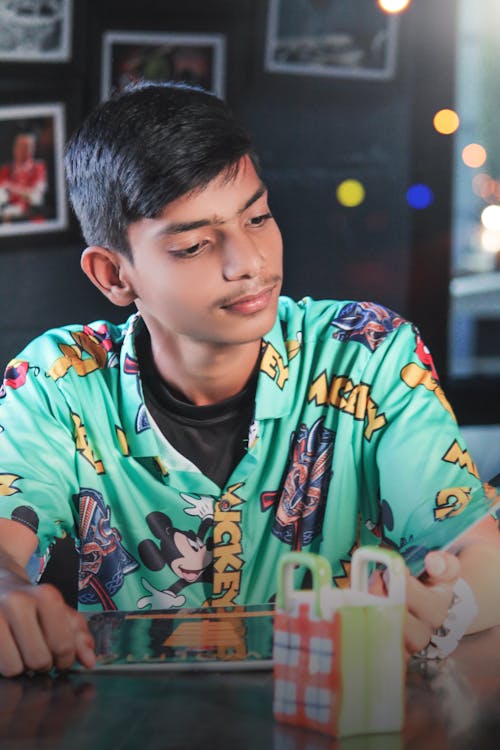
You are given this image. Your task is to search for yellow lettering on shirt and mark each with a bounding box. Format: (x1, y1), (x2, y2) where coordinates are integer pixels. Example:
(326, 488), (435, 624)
(434, 487), (472, 521)
(212, 482), (245, 605)
(401, 363), (456, 421)
(308, 372), (386, 440)
(115, 426), (131, 457)
(443, 440), (479, 479)
(0, 473), (21, 496)
(48, 332), (108, 381)
(72, 412), (105, 474)
(260, 342), (289, 389)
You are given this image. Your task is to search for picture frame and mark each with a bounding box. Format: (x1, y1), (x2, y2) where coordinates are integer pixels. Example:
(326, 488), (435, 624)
(0, 103), (68, 237)
(101, 31), (226, 101)
(264, 0), (399, 80)
(0, 0), (73, 62)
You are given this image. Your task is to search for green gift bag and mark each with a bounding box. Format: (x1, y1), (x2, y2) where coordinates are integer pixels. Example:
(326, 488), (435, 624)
(273, 546), (406, 737)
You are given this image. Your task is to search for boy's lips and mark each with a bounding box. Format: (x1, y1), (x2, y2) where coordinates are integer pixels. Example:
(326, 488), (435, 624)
(221, 284), (277, 314)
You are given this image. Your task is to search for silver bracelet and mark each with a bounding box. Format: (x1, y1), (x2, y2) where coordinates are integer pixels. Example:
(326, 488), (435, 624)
(415, 578), (478, 660)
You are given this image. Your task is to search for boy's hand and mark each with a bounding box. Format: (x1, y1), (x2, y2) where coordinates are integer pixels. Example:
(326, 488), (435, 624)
(0, 574), (95, 677)
(370, 550), (461, 657)
(404, 550), (460, 656)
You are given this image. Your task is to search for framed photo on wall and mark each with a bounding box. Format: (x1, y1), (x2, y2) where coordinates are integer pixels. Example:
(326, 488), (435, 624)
(264, 0), (399, 80)
(0, 103), (68, 237)
(101, 31), (226, 100)
(0, 0), (73, 62)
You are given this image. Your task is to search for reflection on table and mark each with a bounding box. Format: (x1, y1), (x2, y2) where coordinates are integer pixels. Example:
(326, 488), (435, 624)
(2, 626), (500, 750)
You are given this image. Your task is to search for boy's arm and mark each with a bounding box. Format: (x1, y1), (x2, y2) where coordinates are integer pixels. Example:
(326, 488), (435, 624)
(0, 519), (95, 677)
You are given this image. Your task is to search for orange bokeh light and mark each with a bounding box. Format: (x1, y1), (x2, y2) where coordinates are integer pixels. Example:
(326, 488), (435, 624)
(433, 109), (460, 135)
(462, 143), (487, 168)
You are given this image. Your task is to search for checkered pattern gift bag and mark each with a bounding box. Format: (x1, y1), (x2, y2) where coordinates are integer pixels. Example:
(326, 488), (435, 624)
(273, 546), (406, 738)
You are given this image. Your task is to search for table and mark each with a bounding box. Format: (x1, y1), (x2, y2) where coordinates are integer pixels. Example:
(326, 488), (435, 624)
(1, 627), (500, 750)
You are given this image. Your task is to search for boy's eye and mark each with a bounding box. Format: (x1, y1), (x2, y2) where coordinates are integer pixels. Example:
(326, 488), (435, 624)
(171, 240), (209, 258)
(184, 244), (202, 255)
(249, 212), (273, 227)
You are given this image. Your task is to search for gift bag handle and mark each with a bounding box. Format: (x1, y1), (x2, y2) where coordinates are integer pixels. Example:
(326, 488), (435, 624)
(350, 546), (406, 604)
(276, 551), (333, 618)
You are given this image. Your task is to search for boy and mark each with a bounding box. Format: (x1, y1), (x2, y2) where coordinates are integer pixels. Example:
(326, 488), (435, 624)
(0, 82), (499, 677)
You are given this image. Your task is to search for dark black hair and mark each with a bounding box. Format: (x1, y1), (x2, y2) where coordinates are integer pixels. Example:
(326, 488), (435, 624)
(64, 81), (258, 258)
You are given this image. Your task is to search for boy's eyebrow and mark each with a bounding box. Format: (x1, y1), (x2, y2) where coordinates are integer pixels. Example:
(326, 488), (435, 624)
(159, 184), (268, 235)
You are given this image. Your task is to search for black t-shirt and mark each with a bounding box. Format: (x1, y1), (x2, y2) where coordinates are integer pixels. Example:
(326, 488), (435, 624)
(136, 328), (258, 488)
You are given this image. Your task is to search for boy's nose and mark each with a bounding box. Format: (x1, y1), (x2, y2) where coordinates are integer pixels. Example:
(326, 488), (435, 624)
(222, 232), (264, 280)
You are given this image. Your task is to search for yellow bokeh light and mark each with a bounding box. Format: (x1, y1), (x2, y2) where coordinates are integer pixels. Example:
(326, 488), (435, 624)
(433, 108), (460, 135)
(336, 179), (365, 208)
(462, 143), (487, 168)
(378, 0), (411, 13)
(481, 205), (500, 232)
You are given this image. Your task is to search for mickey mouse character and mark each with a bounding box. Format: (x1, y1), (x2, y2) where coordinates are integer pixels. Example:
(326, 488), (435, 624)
(137, 494), (214, 609)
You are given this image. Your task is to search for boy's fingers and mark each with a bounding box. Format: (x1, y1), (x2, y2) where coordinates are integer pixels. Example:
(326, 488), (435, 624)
(0, 617), (24, 677)
(69, 610), (96, 670)
(423, 550), (460, 584)
(404, 610), (433, 655)
(36, 585), (80, 671)
(0, 582), (94, 675)
(1, 588), (60, 674)
(406, 575), (454, 631)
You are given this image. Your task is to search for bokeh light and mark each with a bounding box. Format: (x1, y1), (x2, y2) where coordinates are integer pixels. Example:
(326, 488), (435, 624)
(481, 204), (500, 231)
(433, 108), (460, 135)
(472, 173), (495, 200)
(462, 143), (487, 168)
(480, 229), (500, 254)
(336, 179), (365, 207)
(378, 0), (411, 13)
(406, 183), (434, 209)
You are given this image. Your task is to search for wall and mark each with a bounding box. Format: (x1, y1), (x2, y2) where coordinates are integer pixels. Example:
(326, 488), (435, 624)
(0, 1), (457, 389)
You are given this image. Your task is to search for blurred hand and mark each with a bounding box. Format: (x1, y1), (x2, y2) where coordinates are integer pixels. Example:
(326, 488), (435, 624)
(0, 573), (95, 677)
(370, 550), (460, 658)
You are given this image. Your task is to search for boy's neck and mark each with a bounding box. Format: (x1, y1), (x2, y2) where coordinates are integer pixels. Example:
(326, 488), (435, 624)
(147, 332), (262, 407)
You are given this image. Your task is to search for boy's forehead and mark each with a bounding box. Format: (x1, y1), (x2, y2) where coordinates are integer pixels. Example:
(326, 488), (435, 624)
(126, 156), (266, 245)
(158, 156), (263, 221)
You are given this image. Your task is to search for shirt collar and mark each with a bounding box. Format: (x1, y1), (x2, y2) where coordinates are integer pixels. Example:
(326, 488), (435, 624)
(119, 312), (160, 458)
(119, 302), (297, 457)
(254, 300), (297, 420)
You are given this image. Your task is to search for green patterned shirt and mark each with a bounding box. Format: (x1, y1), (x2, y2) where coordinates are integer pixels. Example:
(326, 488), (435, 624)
(0, 297), (483, 611)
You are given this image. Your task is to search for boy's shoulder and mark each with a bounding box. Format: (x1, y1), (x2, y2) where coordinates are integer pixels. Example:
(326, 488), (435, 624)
(278, 296), (409, 350)
(10, 316), (134, 365)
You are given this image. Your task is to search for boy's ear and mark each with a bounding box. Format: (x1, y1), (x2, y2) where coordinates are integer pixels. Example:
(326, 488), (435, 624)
(81, 246), (136, 307)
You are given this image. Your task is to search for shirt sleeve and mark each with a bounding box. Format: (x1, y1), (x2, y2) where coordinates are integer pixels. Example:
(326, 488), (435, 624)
(357, 320), (486, 567)
(0, 350), (80, 559)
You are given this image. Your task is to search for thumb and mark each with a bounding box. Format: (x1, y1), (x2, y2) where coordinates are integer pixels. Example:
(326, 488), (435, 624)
(424, 550), (460, 585)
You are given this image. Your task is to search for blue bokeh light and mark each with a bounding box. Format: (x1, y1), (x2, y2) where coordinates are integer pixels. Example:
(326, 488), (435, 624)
(406, 183), (434, 209)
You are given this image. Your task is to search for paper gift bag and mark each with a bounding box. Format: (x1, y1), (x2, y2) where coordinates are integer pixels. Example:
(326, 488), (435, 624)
(273, 546), (406, 738)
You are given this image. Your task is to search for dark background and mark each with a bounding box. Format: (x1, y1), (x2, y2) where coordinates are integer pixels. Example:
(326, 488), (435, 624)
(0, 0), (494, 424)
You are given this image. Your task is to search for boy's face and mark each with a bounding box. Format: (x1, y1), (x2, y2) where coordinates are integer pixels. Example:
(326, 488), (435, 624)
(122, 155), (283, 348)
